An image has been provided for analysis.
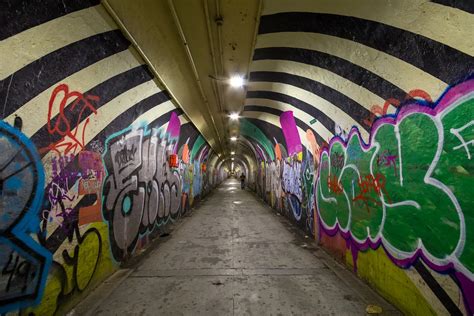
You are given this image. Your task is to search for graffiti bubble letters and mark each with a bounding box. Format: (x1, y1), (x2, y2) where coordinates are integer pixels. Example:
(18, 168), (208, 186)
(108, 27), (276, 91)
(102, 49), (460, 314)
(282, 159), (302, 202)
(282, 159), (303, 221)
(103, 127), (182, 260)
(316, 79), (474, 281)
(43, 84), (99, 155)
(0, 121), (51, 313)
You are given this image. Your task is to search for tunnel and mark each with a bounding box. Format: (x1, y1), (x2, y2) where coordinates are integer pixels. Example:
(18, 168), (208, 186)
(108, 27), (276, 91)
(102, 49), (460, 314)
(0, 0), (473, 314)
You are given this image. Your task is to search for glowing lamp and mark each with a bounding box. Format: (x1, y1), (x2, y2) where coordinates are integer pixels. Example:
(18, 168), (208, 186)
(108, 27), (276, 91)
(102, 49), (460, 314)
(229, 75), (244, 88)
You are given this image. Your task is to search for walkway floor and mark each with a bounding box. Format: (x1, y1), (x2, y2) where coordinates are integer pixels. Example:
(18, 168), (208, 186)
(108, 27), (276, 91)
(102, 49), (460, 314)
(78, 179), (400, 315)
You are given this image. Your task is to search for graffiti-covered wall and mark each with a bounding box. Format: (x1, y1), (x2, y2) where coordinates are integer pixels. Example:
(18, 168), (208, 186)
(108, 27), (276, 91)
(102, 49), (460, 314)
(242, 0), (474, 315)
(0, 1), (220, 314)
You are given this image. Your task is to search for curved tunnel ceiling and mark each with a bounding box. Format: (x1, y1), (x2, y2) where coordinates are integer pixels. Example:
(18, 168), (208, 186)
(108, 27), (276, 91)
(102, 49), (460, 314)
(105, 0), (262, 155)
(239, 0), (474, 164)
(103, 0), (473, 169)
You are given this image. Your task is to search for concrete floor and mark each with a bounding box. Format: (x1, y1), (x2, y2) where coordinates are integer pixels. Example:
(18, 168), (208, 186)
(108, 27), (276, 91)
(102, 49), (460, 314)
(76, 179), (400, 316)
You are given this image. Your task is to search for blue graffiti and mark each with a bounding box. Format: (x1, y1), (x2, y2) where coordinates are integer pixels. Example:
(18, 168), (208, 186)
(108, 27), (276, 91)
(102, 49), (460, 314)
(192, 160), (202, 197)
(0, 121), (52, 313)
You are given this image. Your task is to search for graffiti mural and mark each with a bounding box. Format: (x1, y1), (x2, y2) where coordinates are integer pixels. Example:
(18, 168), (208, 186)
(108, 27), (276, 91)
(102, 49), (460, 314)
(0, 1), (223, 313)
(316, 79), (474, 311)
(0, 121), (52, 313)
(103, 126), (182, 259)
(282, 158), (303, 221)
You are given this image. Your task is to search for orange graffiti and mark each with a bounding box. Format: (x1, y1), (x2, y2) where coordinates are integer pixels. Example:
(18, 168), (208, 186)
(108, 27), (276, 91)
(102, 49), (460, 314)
(364, 89), (432, 128)
(327, 175), (343, 195)
(275, 143), (282, 161)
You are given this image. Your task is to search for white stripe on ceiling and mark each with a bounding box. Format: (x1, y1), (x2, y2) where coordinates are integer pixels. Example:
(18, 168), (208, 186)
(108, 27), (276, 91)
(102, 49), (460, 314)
(247, 82), (368, 138)
(261, 0), (474, 57)
(6, 48), (143, 136)
(255, 32), (448, 97)
(131, 100), (176, 128)
(245, 97), (338, 143)
(0, 5), (116, 80)
(250, 59), (387, 113)
(244, 110), (316, 150)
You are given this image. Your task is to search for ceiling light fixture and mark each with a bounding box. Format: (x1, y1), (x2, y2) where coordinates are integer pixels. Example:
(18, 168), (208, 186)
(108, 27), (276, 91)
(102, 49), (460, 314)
(229, 112), (240, 120)
(230, 136), (237, 141)
(231, 151), (235, 155)
(229, 75), (244, 88)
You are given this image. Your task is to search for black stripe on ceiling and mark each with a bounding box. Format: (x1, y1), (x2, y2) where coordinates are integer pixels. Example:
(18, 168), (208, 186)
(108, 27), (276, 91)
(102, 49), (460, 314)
(32, 65), (153, 151)
(244, 105), (325, 146)
(413, 261), (463, 315)
(258, 12), (474, 84)
(177, 119), (201, 152)
(246, 90), (336, 135)
(87, 90), (172, 150)
(431, 0), (474, 13)
(149, 107), (184, 130)
(0, 30), (130, 119)
(253, 47), (407, 102)
(249, 71), (370, 132)
(0, 0), (100, 40)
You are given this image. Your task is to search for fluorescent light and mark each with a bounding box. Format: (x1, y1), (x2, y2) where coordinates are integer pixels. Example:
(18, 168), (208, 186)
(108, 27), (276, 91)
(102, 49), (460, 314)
(229, 112), (240, 120)
(230, 136), (237, 141)
(229, 75), (244, 88)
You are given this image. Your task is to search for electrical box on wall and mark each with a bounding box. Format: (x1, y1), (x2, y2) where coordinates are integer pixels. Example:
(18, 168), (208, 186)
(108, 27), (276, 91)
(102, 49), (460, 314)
(169, 154), (178, 168)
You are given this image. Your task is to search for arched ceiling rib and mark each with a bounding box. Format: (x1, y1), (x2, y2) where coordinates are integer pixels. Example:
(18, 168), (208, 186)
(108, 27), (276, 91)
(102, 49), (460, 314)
(240, 0), (474, 162)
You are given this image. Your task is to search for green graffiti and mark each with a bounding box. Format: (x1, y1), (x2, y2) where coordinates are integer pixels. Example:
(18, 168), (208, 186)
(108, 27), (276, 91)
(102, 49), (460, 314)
(241, 119), (275, 161)
(190, 135), (205, 162)
(316, 83), (473, 278)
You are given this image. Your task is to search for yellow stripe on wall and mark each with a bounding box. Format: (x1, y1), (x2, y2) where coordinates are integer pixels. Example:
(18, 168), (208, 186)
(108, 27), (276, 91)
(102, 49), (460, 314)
(0, 5), (116, 80)
(41, 79), (161, 164)
(404, 262), (468, 315)
(7, 48), (143, 136)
